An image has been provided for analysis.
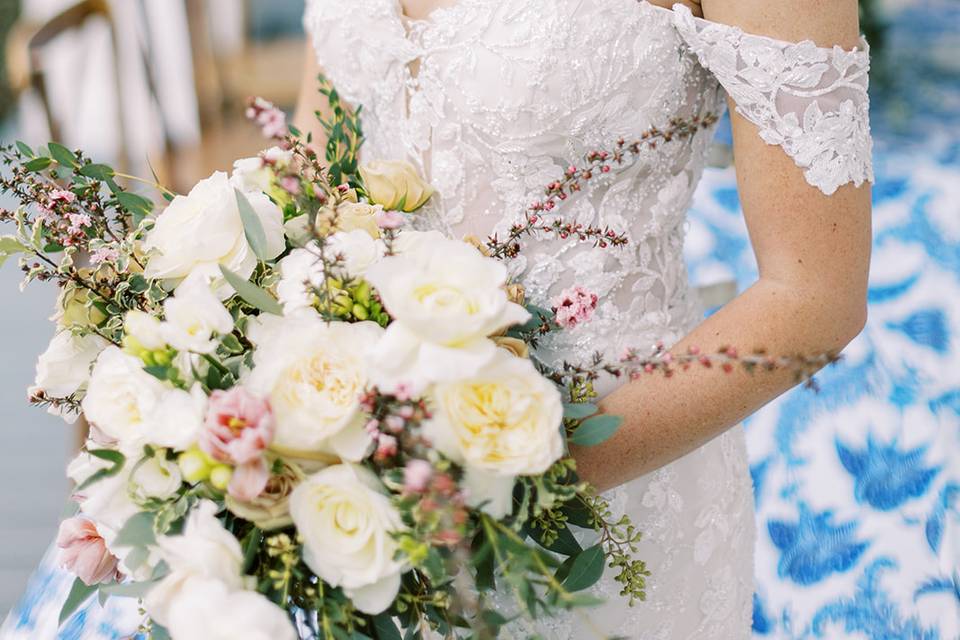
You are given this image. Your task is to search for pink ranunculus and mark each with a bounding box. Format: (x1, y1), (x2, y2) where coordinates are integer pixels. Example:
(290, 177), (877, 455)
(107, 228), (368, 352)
(57, 517), (121, 586)
(200, 387), (274, 466)
(551, 285), (599, 329)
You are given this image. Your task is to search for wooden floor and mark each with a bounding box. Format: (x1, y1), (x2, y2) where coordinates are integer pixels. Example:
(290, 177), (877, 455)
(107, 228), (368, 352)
(0, 198), (71, 617)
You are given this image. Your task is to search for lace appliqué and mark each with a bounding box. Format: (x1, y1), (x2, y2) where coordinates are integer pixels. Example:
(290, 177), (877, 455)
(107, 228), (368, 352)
(672, 3), (874, 196)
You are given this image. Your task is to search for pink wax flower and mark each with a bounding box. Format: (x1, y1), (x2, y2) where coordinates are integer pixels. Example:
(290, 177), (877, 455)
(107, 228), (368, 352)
(67, 213), (92, 234)
(90, 246), (120, 265)
(57, 517), (121, 586)
(49, 189), (76, 204)
(403, 459), (433, 493)
(551, 285), (599, 329)
(200, 387), (274, 466)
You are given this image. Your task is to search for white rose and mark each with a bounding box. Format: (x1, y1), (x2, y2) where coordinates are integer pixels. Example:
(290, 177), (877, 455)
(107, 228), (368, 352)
(162, 274), (234, 354)
(245, 314), (381, 461)
(163, 577), (297, 640)
(125, 310), (167, 350)
(145, 500), (249, 626)
(424, 351), (564, 518)
(82, 347), (169, 454)
(131, 452), (183, 502)
(149, 384), (207, 452)
(32, 330), (107, 399)
(328, 229), (385, 278)
(290, 464), (406, 614)
(144, 171), (285, 292)
(365, 237), (530, 390)
(230, 147), (293, 195)
(276, 247), (323, 315)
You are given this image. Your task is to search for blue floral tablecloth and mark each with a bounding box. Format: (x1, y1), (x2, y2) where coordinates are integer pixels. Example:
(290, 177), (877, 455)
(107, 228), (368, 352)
(3, 2), (958, 638)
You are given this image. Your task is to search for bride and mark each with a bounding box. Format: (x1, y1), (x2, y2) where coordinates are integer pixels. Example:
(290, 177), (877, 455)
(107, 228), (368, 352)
(292, 0), (871, 637)
(3, 0), (872, 638)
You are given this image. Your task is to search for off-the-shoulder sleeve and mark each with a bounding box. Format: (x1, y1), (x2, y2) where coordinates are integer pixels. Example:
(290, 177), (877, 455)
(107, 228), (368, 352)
(672, 4), (874, 196)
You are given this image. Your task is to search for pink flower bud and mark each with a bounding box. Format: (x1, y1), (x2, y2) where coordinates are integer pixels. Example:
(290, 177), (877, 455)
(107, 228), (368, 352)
(200, 387), (274, 466)
(376, 210), (406, 230)
(403, 459), (433, 493)
(57, 517), (121, 586)
(385, 415), (405, 433)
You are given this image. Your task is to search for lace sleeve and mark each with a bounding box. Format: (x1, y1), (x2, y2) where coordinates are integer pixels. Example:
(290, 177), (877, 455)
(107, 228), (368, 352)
(672, 4), (874, 196)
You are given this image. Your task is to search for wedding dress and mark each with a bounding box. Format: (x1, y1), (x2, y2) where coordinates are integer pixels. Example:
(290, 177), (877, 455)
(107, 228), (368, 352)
(302, 1), (873, 639)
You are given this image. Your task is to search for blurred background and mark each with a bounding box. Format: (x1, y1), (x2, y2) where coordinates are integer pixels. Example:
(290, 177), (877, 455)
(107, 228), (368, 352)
(0, 0), (956, 638)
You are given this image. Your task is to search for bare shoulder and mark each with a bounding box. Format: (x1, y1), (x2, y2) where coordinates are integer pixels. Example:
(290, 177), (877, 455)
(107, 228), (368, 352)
(644, 0), (702, 18)
(699, 0), (861, 48)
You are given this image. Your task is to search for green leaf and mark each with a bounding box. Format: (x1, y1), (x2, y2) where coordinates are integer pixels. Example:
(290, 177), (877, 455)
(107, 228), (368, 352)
(220, 333), (243, 354)
(77, 449), (126, 491)
(569, 415), (623, 447)
(59, 578), (96, 625)
(560, 544), (605, 592)
(78, 163), (115, 180)
(15, 140), (34, 158)
(117, 192), (154, 226)
(48, 142), (79, 168)
(113, 512), (157, 548)
(219, 265), (283, 316)
(235, 188), (270, 261)
(563, 403), (598, 420)
(99, 579), (159, 599)
(151, 624), (172, 640)
(372, 613), (402, 640)
(560, 497), (594, 529)
(24, 157), (52, 172)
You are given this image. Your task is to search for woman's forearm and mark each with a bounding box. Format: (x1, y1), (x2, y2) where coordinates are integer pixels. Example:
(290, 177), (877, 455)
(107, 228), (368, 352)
(574, 276), (866, 491)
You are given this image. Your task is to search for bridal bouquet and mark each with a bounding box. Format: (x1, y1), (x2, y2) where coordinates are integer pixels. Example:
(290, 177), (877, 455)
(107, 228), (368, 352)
(0, 81), (828, 639)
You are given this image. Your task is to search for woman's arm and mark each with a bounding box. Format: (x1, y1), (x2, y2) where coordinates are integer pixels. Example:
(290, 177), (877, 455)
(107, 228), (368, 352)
(574, 0), (872, 490)
(291, 42), (336, 149)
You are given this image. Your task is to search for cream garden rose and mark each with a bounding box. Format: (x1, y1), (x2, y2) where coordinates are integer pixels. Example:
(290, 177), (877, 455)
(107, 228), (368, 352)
(423, 351), (565, 517)
(32, 330), (107, 400)
(143, 171), (285, 292)
(365, 236), (530, 389)
(245, 313), (383, 460)
(290, 464), (406, 614)
(360, 160), (433, 212)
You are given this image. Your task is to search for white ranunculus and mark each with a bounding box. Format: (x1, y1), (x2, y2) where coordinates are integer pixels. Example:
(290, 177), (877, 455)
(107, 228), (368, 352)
(143, 171), (285, 292)
(32, 330), (108, 399)
(162, 274), (235, 354)
(327, 229), (385, 278)
(82, 347), (169, 454)
(124, 310), (167, 350)
(163, 577), (297, 640)
(130, 452), (183, 502)
(149, 384), (207, 452)
(290, 464), (406, 614)
(364, 237), (529, 390)
(423, 351), (564, 518)
(145, 500), (249, 627)
(245, 314), (381, 461)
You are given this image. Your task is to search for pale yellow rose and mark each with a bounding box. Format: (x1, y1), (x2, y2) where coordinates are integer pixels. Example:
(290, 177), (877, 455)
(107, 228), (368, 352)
(360, 160), (433, 212)
(54, 282), (107, 330)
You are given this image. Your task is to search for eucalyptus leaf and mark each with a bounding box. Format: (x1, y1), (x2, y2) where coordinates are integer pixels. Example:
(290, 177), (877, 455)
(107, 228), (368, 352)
(569, 415), (623, 447)
(48, 142), (79, 168)
(560, 544), (605, 592)
(235, 188), (270, 261)
(78, 163), (115, 181)
(219, 265), (284, 316)
(24, 157), (52, 172)
(563, 403), (598, 420)
(59, 578), (96, 625)
(151, 624), (172, 640)
(117, 192), (154, 226)
(77, 449), (126, 491)
(99, 579), (159, 599)
(15, 140), (34, 158)
(113, 511), (157, 548)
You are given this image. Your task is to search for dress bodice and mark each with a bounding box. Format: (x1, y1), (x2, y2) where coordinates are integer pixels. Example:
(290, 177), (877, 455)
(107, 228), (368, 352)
(303, 0), (873, 374)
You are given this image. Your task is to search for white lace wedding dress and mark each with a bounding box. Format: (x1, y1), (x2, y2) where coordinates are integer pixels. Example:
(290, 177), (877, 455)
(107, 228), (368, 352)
(304, 1), (873, 638)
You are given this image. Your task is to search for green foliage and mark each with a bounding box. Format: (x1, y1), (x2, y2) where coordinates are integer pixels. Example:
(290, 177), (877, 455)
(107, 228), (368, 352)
(59, 578), (97, 626)
(316, 74), (365, 189)
(569, 414), (623, 447)
(235, 188), (271, 261)
(219, 265), (284, 316)
(77, 449), (126, 491)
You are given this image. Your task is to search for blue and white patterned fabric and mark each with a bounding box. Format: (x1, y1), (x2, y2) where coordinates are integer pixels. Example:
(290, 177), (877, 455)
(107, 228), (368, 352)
(3, 2), (958, 639)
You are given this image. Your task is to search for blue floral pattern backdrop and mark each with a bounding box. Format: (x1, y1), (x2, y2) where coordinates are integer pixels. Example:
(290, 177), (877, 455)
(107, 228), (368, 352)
(2, 1), (958, 638)
(685, 3), (960, 637)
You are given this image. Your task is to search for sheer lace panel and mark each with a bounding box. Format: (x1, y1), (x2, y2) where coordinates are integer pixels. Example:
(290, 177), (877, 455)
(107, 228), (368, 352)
(672, 3), (874, 195)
